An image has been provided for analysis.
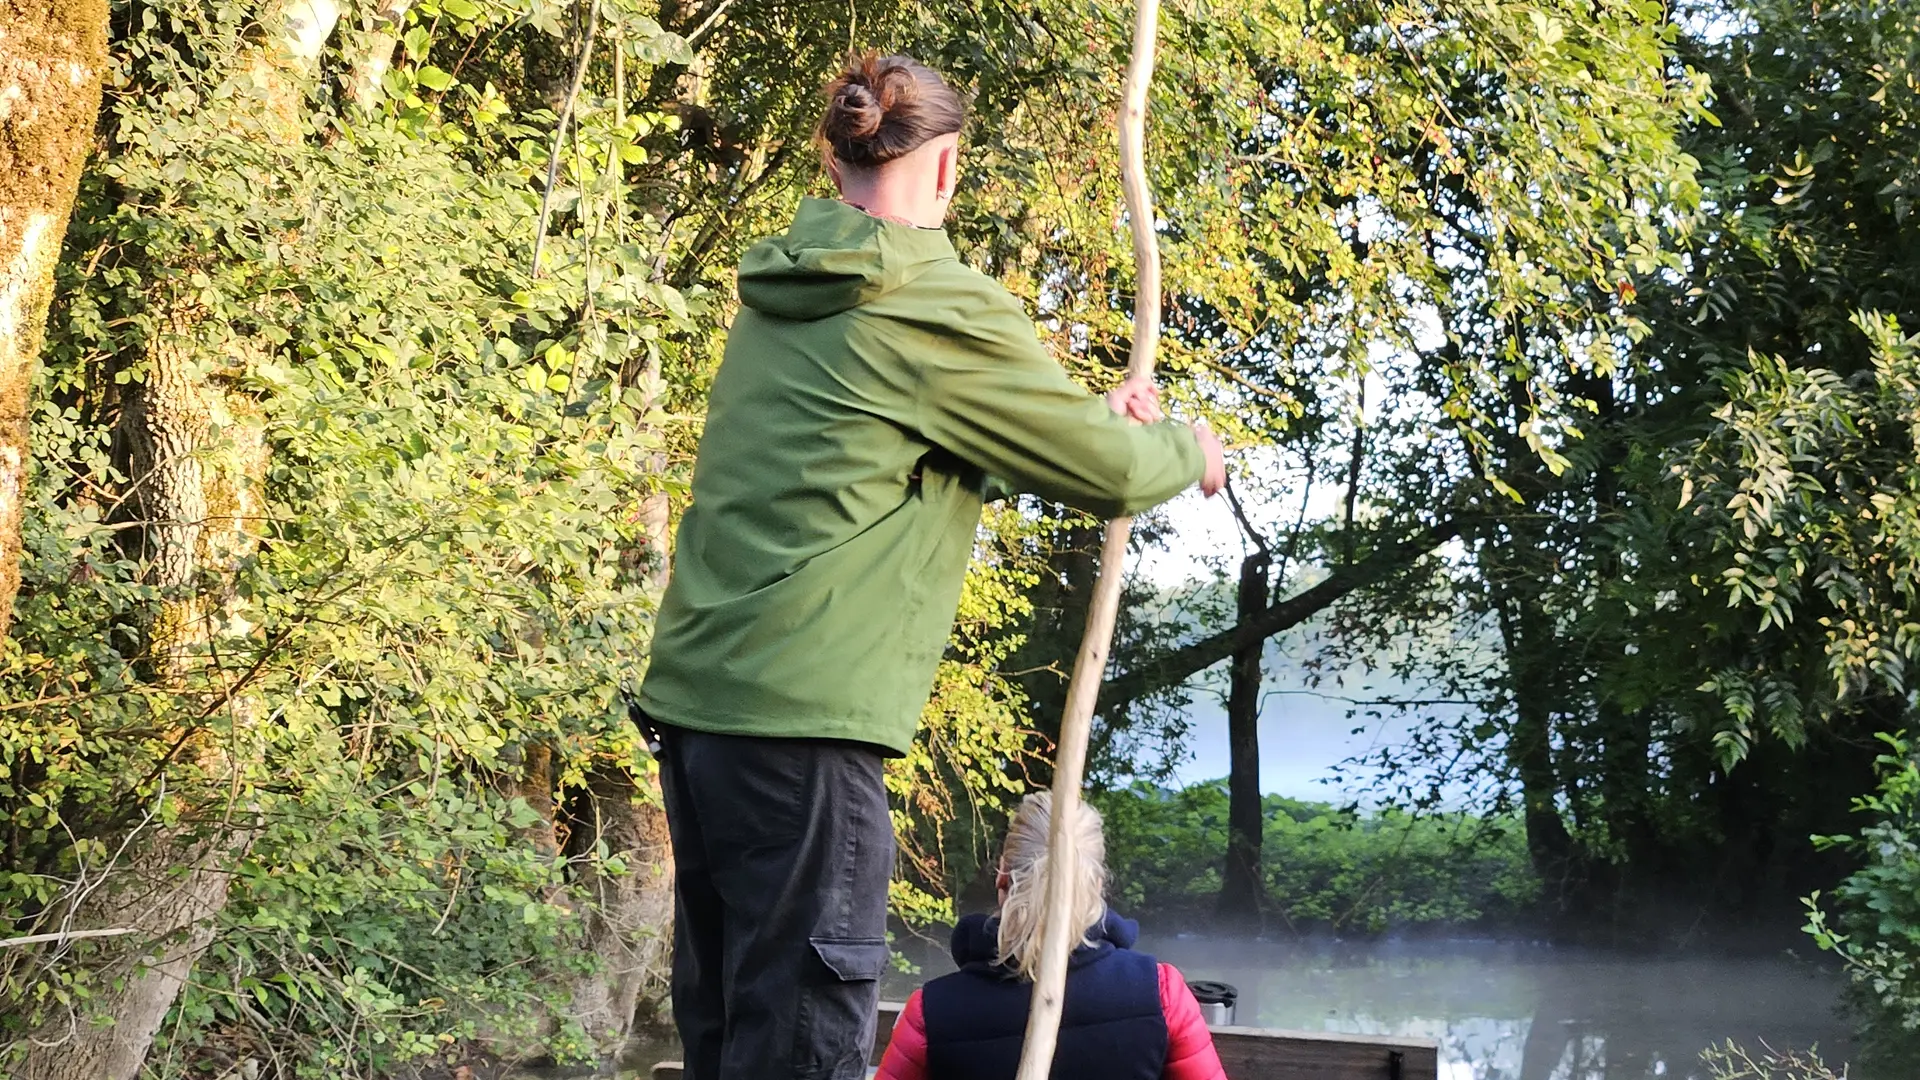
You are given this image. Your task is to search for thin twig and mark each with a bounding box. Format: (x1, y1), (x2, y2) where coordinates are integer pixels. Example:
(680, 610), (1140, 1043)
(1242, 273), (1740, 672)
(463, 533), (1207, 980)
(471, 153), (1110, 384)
(1222, 478), (1272, 555)
(611, 16), (625, 244)
(531, 0), (604, 279)
(681, 0), (736, 51)
(0, 927), (137, 949)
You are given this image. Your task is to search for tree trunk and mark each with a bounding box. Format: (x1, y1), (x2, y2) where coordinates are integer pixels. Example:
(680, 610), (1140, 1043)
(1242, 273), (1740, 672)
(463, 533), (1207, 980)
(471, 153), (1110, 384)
(1496, 596), (1574, 895)
(1013, 519), (1102, 784)
(15, 7), (338, 1078)
(14, 835), (232, 1080)
(0, 0), (109, 641)
(1217, 549), (1270, 925)
(1593, 699), (1653, 928)
(15, 834), (232, 1068)
(562, 766), (675, 1046)
(515, 740), (563, 861)
(544, 338), (678, 1053)
(580, 362), (678, 1041)
(343, 0), (413, 112)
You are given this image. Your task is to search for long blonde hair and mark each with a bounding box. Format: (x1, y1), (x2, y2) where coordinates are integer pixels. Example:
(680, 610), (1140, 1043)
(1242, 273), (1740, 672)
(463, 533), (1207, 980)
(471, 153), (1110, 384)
(995, 790), (1109, 980)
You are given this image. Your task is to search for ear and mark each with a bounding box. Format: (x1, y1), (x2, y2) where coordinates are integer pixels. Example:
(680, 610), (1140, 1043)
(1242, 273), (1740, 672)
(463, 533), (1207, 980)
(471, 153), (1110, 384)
(936, 142), (958, 200)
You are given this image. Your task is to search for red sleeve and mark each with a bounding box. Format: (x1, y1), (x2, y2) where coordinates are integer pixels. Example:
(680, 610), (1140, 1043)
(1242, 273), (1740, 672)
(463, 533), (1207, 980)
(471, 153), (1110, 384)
(1160, 963), (1229, 1080)
(875, 989), (930, 1080)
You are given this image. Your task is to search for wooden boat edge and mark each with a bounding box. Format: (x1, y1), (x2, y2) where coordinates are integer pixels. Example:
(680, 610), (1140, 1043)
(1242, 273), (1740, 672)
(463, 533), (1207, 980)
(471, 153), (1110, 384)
(874, 1000), (1442, 1052)
(648, 1001), (1443, 1080)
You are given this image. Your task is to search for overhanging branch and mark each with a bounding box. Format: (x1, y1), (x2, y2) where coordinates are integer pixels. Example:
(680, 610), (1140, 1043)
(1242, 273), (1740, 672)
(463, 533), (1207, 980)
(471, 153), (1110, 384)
(1098, 518), (1465, 713)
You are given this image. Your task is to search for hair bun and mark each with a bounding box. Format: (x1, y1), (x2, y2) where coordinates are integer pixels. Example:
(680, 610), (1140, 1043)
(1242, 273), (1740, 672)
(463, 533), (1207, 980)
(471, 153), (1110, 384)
(825, 81), (884, 142)
(818, 52), (966, 170)
(867, 56), (918, 112)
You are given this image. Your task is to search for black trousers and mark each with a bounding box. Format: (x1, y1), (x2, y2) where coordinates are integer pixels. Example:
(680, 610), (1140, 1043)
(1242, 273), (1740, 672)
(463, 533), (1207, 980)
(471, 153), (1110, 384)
(657, 724), (894, 1080)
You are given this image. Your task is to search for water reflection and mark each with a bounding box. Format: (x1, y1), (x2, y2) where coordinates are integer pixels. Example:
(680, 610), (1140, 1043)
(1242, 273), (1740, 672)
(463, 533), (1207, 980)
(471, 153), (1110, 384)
(1124, 933), (1857, 1080)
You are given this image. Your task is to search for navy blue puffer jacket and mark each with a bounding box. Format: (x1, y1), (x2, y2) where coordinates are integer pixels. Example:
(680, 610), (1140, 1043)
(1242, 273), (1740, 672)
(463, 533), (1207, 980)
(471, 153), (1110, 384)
(916, 911), (1169, 1080)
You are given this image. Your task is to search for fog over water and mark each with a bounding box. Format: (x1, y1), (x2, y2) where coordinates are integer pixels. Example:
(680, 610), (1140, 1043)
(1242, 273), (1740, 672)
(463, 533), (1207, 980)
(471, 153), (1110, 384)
(874, 929), (1860, 1080)
(1138, 933), (1855, 1080)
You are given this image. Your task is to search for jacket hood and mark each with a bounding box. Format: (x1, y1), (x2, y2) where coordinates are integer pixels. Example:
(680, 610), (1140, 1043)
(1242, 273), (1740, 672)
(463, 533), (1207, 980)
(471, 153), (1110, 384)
(735, 197), (956, 321)
(949, 909), (1140, 979)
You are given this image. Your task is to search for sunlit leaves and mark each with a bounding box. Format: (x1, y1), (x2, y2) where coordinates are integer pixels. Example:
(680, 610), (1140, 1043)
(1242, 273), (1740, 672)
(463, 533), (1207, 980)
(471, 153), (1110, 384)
(1682, 314), (1920, 761)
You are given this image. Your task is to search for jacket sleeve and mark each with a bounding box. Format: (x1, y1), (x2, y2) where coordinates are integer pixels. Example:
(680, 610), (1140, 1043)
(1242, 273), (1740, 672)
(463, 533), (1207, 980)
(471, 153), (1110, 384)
(1160, 963), (1229, 1080)
(875, 989), (931, 1080)
(909, 284), (1204, 518)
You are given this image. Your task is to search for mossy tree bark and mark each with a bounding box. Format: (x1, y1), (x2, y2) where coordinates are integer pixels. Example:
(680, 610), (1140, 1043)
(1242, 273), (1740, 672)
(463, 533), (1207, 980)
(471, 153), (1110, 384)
(0, 0), (110, 642)
(552, 321), (679, 1051)
(14, 6), (340, 1078)
(343, 0), (413, 112)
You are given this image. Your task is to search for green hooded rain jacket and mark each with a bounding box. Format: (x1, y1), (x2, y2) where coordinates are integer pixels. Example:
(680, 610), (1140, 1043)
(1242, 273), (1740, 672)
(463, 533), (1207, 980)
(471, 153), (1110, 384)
(638, 198), (1204, 755)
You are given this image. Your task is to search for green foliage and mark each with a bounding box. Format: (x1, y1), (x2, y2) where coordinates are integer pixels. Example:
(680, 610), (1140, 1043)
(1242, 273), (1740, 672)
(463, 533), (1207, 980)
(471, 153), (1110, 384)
(9, 0), (1914, 1073)
(1653, 0), (1920, 763)
(1805, 731), (1920, 1067)
(1095, 781), (1538, 935)
(1684, 316), (1920, 761)
(173, 784), (590, 1071)
(1284, 0), (1920, 941)
(4, 0), (1036, 1072)
(6, 0), (690, 1070)
(966, 0), (1718, 840)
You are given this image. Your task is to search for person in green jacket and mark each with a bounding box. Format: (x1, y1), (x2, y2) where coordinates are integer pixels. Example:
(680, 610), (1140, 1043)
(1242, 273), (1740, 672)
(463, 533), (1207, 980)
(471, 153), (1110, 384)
(638, 51), (1224, 1080)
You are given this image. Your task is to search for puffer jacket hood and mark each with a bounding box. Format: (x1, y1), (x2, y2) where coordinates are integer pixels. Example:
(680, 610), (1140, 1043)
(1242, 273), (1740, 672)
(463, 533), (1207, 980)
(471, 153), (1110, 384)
(735, 197), (957, 320)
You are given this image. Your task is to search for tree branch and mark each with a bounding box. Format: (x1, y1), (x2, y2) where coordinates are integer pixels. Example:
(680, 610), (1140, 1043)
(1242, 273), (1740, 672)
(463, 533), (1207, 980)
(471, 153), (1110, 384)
(1098, 518), (1465, 713)
(531, 0), (603, 279)
(1342, 373), (1367, 564)
(669, 142), (793, 287)
(682, 0), (737, 52)
(0, 927), (135, 949)
(1222, 478), (1270, 556)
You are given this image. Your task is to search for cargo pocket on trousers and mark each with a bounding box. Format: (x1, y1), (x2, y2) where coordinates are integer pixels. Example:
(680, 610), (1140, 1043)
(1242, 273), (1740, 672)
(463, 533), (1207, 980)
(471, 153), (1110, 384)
(792, 936), (889, 1078)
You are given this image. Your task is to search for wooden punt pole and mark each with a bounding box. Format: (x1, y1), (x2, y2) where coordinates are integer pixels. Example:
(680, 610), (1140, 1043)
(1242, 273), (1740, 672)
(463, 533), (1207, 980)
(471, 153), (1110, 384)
(1012, 3), (1164, 1078)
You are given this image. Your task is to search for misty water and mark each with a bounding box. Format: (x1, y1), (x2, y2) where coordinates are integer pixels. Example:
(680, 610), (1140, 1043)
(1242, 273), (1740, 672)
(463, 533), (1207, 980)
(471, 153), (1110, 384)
(1113, 932), (1856, 1080)
(584, 932), (1856, 1080)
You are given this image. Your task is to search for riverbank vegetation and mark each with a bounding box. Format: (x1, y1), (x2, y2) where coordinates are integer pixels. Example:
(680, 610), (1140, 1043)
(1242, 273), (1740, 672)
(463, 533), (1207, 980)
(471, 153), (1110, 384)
(1095, 781), (1539, 936)
(2, 0), (1917, 1077)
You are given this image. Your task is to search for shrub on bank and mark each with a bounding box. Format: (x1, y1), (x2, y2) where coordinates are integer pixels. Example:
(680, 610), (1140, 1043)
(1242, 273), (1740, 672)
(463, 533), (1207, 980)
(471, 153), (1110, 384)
(1093, 780), (1539, 934)
(1805, 731), (1920, 1070)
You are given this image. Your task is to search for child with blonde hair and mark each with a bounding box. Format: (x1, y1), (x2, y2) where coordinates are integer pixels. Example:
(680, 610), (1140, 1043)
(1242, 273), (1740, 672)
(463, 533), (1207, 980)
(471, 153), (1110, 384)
(876, 791), (1228, 1080)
